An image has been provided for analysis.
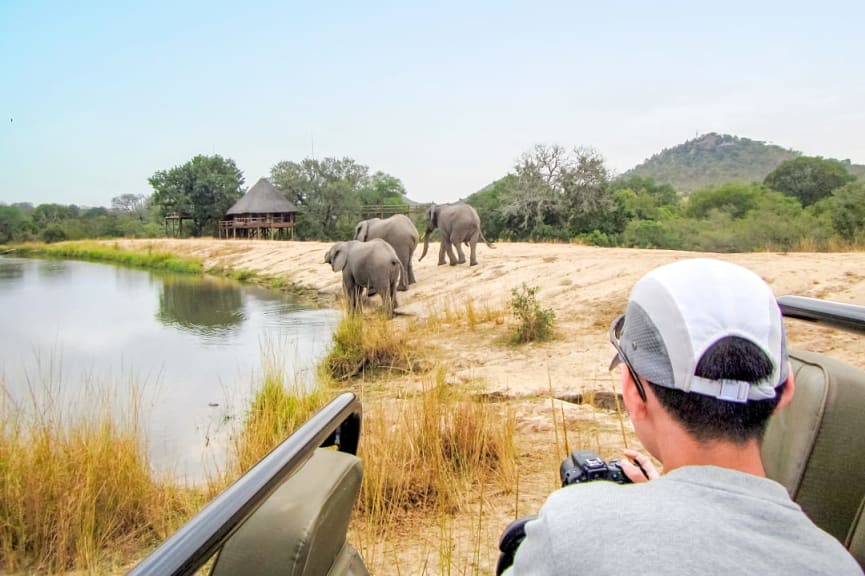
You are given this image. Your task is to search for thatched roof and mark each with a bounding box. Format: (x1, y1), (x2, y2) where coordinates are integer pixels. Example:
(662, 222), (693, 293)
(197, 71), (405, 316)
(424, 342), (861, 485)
(225, 178), (297, 215)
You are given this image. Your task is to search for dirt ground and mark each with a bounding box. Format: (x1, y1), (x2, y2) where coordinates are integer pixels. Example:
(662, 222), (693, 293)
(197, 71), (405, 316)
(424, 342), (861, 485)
(111, 238), (865, 574)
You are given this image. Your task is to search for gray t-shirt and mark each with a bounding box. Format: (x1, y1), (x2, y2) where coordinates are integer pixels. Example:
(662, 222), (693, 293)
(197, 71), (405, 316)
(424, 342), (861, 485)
(507, 465), (862, 575)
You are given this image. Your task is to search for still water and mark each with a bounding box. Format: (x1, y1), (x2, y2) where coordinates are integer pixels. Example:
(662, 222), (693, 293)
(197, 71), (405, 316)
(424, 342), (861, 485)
(0, 257), (340, 482)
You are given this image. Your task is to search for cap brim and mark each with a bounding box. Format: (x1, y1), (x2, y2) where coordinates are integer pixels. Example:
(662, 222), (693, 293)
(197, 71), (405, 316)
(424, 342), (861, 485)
(609, 354), (622, 372)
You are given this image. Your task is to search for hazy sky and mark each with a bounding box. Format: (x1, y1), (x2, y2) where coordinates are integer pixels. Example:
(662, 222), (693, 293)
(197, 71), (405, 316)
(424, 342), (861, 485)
(2, 1), (863, 207)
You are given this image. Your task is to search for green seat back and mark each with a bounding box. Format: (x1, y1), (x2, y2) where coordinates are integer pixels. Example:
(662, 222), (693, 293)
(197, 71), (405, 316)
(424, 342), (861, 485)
(210, 448), (368, 576)
(850, 498), (865, 568)
(763, 349), (865, 565)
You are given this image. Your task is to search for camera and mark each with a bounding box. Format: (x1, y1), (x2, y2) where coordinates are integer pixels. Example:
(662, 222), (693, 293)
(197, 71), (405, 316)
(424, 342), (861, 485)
(559, 450), (632, 486)
(496, 449), (634, 574)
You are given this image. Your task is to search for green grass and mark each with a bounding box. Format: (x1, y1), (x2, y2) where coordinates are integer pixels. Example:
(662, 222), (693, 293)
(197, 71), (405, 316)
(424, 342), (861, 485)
(9, 241), (203, 274)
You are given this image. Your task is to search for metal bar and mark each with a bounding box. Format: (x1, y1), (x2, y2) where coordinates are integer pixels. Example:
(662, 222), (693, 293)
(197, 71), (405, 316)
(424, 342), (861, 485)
(778, 295), (865, 335)
(127, 392), (362, 576)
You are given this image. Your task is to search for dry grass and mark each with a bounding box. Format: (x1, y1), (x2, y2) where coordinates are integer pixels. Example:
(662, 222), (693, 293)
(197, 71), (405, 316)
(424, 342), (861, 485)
(226, 372), (334, 477)
(0, 377), (201, 574)
(351, 368), (518, 574)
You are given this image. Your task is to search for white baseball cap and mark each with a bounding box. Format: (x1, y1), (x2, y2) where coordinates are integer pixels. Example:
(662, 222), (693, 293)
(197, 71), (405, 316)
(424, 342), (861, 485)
(610, 258), (789, 403)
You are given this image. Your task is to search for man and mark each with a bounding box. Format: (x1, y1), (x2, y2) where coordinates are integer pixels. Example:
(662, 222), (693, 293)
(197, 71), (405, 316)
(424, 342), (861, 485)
(506, 258), (862, 575)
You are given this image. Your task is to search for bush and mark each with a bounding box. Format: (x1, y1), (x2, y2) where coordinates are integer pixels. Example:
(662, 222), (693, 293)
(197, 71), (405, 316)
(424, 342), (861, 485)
(41, 225), (67, 243)
(509, 283), (555, 343)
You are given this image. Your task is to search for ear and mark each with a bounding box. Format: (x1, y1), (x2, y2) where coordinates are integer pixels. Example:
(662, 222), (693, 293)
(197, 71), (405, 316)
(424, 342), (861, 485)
(621, 365), (649, 421)
(332, 245), (349, 272)
(356, 222), (368, 241)
(430, 206), (438, 227)
(773, 367), (796, 413)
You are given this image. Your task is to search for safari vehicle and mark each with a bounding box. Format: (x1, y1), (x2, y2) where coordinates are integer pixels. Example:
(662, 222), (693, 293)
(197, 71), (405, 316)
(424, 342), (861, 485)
(128, 295), (865, 575)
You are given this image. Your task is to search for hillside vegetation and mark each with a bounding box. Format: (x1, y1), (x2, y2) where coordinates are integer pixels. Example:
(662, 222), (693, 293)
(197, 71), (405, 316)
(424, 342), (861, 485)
(621, 133), (865, 194)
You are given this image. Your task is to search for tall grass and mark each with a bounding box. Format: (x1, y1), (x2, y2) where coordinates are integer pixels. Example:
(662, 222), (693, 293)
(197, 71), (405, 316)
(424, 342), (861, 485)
(227, 371), (333, 476)
(0, 377), (201, 573)
(352, 367), (518, 572)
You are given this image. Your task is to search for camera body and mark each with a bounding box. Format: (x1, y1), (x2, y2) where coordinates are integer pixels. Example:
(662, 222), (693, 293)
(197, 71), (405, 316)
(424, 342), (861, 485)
(559, 450), (632, 486)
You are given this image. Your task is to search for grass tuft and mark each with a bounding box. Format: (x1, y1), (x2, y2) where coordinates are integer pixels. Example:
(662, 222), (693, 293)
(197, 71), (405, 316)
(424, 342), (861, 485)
(322, 312), (421, 381)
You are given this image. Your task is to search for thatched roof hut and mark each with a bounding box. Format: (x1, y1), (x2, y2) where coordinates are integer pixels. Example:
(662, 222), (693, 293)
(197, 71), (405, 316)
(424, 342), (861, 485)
(220, 178), (298, 239)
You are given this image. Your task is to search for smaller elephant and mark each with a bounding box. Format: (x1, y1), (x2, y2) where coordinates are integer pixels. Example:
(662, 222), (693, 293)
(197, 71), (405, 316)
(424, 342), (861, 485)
(354, 214), (419, 291)
(419, 202), (495, 266)
(324, 239), (401, 317)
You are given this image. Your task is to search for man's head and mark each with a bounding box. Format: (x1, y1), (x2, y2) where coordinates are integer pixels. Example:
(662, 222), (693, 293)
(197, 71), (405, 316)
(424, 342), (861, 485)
(611, 258), (792, 444)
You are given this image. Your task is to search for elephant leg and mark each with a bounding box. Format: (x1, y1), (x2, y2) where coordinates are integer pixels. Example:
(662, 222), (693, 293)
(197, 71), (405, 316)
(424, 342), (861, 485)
(397, 258), (408, 291)
(445, 240), (459, 266)
(453, 240), (466, 265)
(438, 241), (448, 266)
(407, 259), (416, 284)
(469, 239), (479, 266)
(346, 281), (363, 314)
(379, 285), (397, 318)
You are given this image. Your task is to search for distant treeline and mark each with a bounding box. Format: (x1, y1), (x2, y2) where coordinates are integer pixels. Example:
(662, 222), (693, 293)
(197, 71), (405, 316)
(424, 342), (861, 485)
(2, 149), (863, 251)
(467, 147), (865, 251)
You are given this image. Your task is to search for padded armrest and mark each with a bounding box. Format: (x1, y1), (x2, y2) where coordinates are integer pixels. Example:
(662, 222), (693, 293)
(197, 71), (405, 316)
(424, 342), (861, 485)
(763, 350), (865, 548)
(211, 448), (366, 576)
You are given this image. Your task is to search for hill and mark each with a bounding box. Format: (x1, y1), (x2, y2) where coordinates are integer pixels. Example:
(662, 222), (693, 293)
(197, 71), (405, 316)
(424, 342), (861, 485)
(621, 133), (865, 194)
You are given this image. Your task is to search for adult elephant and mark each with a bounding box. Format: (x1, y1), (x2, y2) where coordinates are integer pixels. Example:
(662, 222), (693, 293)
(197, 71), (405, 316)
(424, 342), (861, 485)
(418, 203), (495, 266)
(354, 214), (419, 291)
(324, 239), (401, 317)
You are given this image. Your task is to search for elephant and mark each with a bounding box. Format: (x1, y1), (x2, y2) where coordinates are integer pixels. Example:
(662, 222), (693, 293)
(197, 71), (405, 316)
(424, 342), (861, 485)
(353, 214), (419, 291)
(324, 239), (401, 317)
(418, 202), (495, 266)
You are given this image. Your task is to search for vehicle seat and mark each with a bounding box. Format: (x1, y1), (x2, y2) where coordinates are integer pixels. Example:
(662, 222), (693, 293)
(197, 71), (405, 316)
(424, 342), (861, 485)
(762, 349), (865, 568)
(210, 448), (368, 576)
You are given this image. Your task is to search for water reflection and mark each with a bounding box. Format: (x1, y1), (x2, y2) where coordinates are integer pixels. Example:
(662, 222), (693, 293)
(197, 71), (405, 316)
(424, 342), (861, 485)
(157, 276), (246, 338)
(0, 259), (24, 281)
(36, 258), (67, 280)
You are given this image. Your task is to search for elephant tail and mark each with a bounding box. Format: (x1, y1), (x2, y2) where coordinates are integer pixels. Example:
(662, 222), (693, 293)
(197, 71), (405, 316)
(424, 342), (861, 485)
(479, 229), (495, 249)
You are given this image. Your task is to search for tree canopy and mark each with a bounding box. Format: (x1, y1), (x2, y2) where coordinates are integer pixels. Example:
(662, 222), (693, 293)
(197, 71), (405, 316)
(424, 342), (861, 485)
(149, 155), (245, 236)
(763, 156), (855, 206)
(270, 157), (407, 240)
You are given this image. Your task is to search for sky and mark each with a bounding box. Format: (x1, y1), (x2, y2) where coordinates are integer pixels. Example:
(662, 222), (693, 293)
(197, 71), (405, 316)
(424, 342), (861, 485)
(1, 1), (864, 207)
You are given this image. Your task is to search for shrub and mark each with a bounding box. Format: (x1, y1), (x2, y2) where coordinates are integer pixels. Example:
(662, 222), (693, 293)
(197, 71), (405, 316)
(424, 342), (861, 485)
(41, 224), (67, 243)
(509, 283), (555, 343)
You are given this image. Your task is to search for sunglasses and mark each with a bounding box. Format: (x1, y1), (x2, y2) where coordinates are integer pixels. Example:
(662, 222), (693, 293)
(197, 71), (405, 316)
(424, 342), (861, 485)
(610, 314), (647, 402)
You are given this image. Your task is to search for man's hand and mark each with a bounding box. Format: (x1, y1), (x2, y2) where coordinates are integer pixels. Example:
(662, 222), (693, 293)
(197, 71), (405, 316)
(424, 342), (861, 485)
(621, 449), (661, 483)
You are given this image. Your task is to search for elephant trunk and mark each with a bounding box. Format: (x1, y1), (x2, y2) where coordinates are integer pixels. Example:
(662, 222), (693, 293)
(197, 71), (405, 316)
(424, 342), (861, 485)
(419, 230), (431, 261)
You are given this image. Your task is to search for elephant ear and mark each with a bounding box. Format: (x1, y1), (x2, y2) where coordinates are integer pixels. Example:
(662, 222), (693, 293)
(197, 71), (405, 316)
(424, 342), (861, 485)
(429, 205), (438, 228)
(355, 221), (368, 241)
(332, 246), (349, 272)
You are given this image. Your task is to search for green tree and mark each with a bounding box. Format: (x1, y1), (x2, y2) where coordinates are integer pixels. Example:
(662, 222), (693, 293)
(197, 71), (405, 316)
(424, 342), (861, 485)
(0, 205), (26, 243)
(826, 181), (865, 242)
(360, 172), (408, 206)
(763, 156), (854, 207)
(149, 155), (244, 236)
(465, 176), (512, 241)
(685, 183), (765, 219)
(271, 157), (369, 240)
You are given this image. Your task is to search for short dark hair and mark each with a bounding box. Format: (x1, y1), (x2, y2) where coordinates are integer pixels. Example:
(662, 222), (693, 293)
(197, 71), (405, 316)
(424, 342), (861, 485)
(648, 336), (784, 443)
